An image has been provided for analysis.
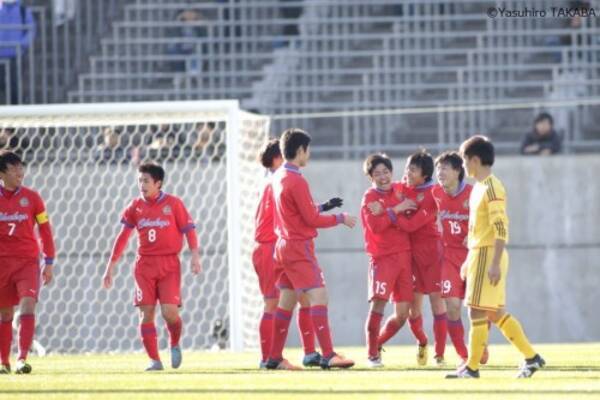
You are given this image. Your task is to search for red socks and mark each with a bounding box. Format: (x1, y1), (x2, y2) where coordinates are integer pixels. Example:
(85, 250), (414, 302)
(259, 312), (273, 362)
(17, 314), (35, 361)
(310, 305), (334, 359)
(365, 311), (383, 357)
(140, 322), (160, 361)
(167, 317), (182, 348)
(269, 308), (292, 361)
(0, 319), (12, 365)
(377, 315), (404, 348)
(433, 313), (448, 358)
(409, 315), (428, 346)
(298, 307), (316, 355)
(448, 318), (468, 359)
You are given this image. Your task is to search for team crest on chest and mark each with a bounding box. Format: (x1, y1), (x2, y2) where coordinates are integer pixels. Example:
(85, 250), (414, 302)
(19, 197), (29, 207)
(416, 193), (425, 202)
(162, 205), (172, 215)
(463, 199), (469, 209)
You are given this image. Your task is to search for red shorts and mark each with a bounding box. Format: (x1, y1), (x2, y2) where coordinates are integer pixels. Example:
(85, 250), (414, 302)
(411, 241), (443, 294)
(275, 239), (325, 292)
(441, 248), (468, 299)
(0, 257), (40, 308)
(368, 251), (413, 303)
(134, 255), (181, 306)
(252, 241), (280, 299)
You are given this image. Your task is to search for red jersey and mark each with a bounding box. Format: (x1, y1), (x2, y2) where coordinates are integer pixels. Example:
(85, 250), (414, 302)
(121, 192), (195, 256)
(254, 177), (277, 243)
(432, 182), (472, 250)
(394, 181), (440, 245)
(0, 185), (55, 262)
(360, 186), (411, 258)
(272, 162), (342, 241)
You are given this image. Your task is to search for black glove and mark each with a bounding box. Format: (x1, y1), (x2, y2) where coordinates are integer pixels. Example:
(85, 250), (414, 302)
(321, 197), (343, 212)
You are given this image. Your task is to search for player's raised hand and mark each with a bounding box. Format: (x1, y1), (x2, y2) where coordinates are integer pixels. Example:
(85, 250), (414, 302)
(342, 213), (357, 228)
(367, 201), (384, 215)
(488, 262), (501, 286)
(41, 264), (53, 286)
(191, 251), (202, 275)
(321, 197), (343, 212)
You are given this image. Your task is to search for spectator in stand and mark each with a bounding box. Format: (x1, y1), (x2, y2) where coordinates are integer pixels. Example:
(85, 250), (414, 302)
(93, 127), (131, 164)
(0, 0), (36, 104)
(166, 8), (208, 82)
(521, 112), (562, 156)
(273, 0), (303, 48)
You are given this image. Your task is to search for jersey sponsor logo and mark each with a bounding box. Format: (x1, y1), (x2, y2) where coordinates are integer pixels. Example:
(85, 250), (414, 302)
(0, 212), (28, 222)
(138, 218), (170, 229)
(162, 205), (172, 215)
(19, 197), (29, 207)
(439, 210), (469, 221)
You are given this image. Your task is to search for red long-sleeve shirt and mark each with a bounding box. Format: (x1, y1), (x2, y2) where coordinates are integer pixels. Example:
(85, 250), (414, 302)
(272, 162), (343, 241)
(254, 177), (277, 243)
(0, 185), (56, 264)
(360, 187), (411, 258)
(394, 181), (440, 246)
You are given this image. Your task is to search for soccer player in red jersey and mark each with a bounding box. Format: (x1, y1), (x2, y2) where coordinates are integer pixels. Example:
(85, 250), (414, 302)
(254, 139), (339, 368)
(102, 163), (201, 371)
(265, 129), (356, 370)
(370, 151), (447, 366)
(0, 151), (56, 374)
(431, 151), (473, 364)
(360, 154), (422, 367)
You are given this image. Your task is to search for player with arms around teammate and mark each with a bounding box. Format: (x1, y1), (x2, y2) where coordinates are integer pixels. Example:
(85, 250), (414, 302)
(0, 151), (56, 374)
(102, 163), (201, 371)
(360, 154), (421, 367)
(266, 128), (356, 370)
(446, 136), (544, 379)
(254, 138), (338, 368)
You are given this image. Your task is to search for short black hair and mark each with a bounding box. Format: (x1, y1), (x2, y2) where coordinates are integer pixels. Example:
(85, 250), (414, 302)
(435, 151), (465, 182)
(534, 112), (553, 126)
(138, 163), (165, 185)
(0, 150), (23, 173)
(259, 138), (282, 169)
(407, 149), (434, 182)
(460, 135), (495, 166)
(363, 153), (393, 176)
(280, 128), (311, 160)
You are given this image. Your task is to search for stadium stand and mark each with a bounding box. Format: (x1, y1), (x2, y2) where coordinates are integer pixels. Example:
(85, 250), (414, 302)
(2, 0), (599, 157)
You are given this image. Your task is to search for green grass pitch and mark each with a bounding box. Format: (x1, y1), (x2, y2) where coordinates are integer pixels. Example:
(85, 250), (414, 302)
(1, 343), (599, 399)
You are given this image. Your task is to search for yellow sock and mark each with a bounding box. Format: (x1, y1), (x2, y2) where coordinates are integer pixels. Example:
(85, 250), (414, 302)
(496, 314), (536, 359)
(467, 318), (488, 371)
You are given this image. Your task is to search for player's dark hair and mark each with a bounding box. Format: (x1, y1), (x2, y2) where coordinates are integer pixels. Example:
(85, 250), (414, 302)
(460, 135), (495, 166)
(435, 151), (465, 182)
(259, 138), (282, 169)
(534, 112), (553, 127)
(138, 163), (165, 185)
(363, 153), (393, 176)
(407, 149), (434, 182)
(280, 128), (311, 160)
(0, 150), (23, 173)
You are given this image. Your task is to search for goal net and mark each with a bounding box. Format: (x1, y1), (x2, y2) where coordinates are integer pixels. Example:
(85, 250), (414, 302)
(0, 100), (269, 353)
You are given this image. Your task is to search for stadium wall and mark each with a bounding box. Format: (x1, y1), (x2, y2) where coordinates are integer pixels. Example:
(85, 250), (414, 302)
(286, 154), (600, 346)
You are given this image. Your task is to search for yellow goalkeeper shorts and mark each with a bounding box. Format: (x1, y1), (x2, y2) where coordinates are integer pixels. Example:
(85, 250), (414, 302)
(465, 246), (509, 311)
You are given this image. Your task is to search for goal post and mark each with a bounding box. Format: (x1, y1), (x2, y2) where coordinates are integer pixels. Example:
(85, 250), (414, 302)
(0, 100), (269, 353)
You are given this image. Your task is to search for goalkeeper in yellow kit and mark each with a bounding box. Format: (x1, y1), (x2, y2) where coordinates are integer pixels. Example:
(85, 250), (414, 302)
(446, 135), (545, 379)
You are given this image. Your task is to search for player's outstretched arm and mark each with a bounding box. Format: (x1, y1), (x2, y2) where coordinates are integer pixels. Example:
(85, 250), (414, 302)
(319, 197), (343, 212)
(102, 226), (133, 289)
(38, 220), (56, 286)
(293, 179), (340, 229)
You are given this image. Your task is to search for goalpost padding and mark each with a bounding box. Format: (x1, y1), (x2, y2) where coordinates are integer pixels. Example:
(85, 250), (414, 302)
(0, 100), (269, 353)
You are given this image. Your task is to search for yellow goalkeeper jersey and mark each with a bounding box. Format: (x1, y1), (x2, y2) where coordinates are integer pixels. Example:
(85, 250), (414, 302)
(468, 174), (509, 249)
